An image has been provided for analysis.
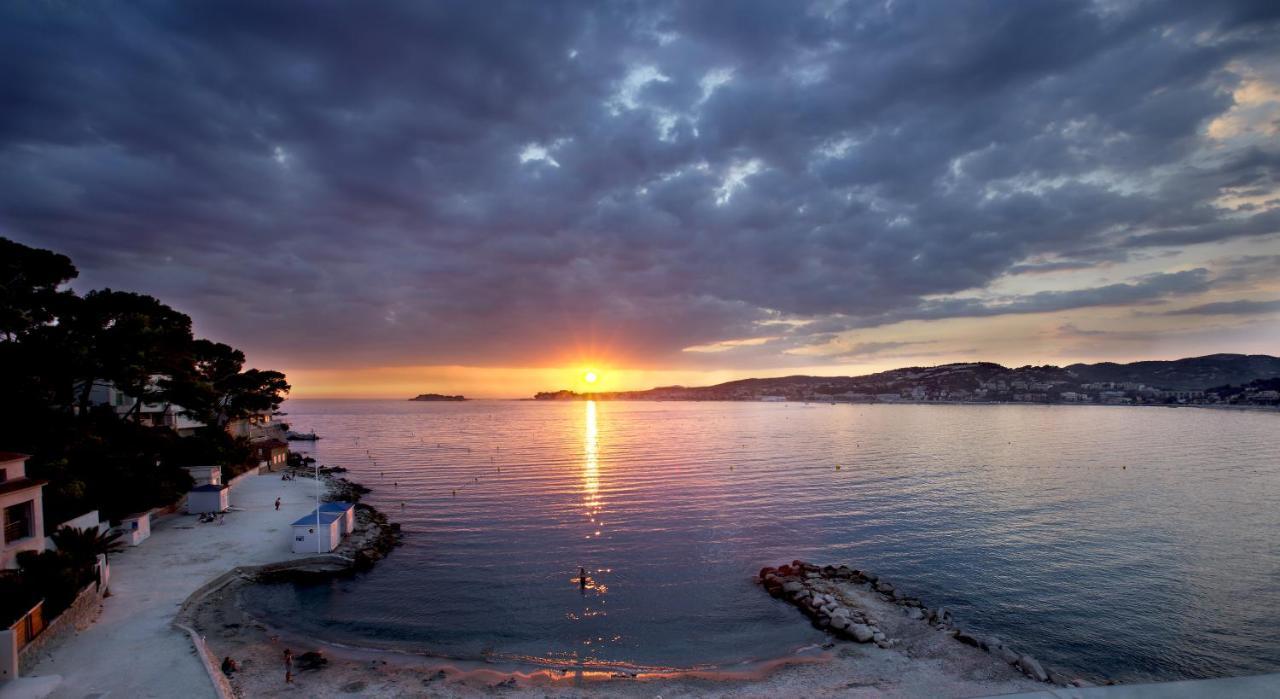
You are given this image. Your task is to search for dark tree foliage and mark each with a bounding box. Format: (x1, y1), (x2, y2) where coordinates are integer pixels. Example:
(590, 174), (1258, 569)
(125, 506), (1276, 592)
(168, 340), (290, 427)
(51, 525), (125, 564)
(0, 237), (290, 525)
(0, 236), (78, 341)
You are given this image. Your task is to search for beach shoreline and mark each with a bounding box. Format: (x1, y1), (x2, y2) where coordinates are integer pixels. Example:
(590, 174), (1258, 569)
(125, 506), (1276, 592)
(184, 538), (1050, 698)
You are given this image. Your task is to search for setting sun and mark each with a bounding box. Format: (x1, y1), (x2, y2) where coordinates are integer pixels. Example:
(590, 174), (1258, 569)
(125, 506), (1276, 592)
(583, 370), (599, 384)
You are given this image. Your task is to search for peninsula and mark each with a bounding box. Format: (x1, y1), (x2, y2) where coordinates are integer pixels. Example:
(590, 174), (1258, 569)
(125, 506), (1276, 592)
(534, 354), (1280, 407)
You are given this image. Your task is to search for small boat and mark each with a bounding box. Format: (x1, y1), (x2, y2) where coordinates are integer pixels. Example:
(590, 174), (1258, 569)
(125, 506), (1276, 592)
(286, 430), (321, 441)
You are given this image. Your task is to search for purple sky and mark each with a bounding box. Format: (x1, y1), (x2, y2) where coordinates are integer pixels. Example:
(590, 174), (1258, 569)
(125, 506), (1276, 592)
(2, 1), (1278, 396)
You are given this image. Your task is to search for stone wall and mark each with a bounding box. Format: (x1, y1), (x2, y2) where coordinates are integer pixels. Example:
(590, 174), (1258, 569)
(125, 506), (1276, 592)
(226, 467), (261, 492)
(173, 621), (235, 699)
(17, 570), (108, 675)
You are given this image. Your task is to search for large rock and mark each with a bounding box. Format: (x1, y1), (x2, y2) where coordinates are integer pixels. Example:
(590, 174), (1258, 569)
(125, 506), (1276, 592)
(875, 581), (895, 594)
(849, 624), (875, 642)
(980, 636), (1004, 651)
(829, 616), (850, 631)
(782, 581), (805, 593)
(905, 607), (924, 620)
(954, 629), (982, 647)
(1018, 655), (1049, 682)
(997, 646), (1021, 665)
(1047, 669), (1075, 686)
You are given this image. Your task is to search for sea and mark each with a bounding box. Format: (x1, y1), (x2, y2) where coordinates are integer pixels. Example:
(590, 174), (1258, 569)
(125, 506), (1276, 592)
(240, 399), (1280, 683)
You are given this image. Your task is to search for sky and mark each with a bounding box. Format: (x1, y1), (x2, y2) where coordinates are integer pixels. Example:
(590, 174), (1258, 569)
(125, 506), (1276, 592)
(2, 0), (1279, 398)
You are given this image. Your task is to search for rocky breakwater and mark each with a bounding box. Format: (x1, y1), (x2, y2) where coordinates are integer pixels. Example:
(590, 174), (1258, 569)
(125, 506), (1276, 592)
(758, 560), (1095, 688)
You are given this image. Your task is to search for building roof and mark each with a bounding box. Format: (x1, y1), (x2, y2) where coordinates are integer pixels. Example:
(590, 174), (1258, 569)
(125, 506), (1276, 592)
(292, 510), (343, 526)
(318, 500), (355, 512)
(0, 451), (31, 463)
(190, 484), (229, 492)
(0, 477), (46, 497)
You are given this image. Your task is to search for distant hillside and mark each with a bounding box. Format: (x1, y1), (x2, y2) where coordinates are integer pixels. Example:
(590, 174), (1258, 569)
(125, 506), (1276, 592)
(1066, 354), (1280, 390)
(534, 354), (1280, 406)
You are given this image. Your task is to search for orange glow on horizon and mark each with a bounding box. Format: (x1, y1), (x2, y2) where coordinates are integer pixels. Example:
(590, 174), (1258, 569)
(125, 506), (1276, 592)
(276, 362), (911, 399)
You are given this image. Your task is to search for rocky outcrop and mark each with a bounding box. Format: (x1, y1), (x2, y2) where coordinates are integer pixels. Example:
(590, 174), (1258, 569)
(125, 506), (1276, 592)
(757, 560), (1094, 688)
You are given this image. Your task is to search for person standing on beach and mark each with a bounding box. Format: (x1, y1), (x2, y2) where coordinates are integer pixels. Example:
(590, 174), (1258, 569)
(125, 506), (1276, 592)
(284, 648), (293, 684)
(274, 497), (281, 511)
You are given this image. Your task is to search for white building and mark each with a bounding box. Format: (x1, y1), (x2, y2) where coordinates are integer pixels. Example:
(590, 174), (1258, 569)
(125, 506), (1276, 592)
(86, 380), (205, 436)
(292, 510), (343, 554)
(115, 512), (151, 547)
(183, 465), (222, 487)
(319, 501), (356, 536)
(1, 453), (47, 570)
(187, 484), (230, 514)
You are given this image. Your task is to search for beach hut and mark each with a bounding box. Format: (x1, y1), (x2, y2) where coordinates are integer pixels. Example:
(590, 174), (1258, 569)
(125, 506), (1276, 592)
(182, 465), (221, 487)
(291, 509), (342, 554)
(115, 512), (151, 546)
(318, 501), (356, 535)
(187, 484), (229, 514)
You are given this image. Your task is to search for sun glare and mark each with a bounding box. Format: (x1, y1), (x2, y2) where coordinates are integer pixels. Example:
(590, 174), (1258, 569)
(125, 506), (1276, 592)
(583, 370), (599, 384)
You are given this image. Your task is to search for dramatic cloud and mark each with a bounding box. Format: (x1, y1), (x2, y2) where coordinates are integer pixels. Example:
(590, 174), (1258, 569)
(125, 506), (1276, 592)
(1, 0), (1278, 375)
(1165, 299), (1280, 315)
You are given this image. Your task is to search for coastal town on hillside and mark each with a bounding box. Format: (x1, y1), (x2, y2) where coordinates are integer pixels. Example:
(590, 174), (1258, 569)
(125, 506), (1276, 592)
(535, 355), (1280, 407)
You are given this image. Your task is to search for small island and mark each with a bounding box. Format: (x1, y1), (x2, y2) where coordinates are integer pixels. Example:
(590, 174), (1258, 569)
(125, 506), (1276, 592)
(409, 393), (467, 401)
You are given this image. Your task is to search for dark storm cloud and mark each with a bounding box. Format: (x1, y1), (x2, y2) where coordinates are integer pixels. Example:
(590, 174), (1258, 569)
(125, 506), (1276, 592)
(786, 268), (1214, 338)
(1164, 299), (1280, 315)
(1, 0), (1278, 367)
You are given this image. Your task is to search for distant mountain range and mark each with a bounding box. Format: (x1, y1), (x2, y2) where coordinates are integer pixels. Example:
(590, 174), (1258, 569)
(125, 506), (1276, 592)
(534, 354), (1280, 406)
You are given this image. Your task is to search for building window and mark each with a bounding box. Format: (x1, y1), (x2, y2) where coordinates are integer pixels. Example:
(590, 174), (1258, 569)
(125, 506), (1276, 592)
(4, 501), (34, 543)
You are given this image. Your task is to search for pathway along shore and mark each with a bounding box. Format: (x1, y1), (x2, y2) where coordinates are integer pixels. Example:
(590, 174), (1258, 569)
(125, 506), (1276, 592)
(14, 468), (391, 699)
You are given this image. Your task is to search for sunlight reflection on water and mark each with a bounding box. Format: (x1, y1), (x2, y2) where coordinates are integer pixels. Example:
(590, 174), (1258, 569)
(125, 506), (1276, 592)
(243, 400), (1280, 682)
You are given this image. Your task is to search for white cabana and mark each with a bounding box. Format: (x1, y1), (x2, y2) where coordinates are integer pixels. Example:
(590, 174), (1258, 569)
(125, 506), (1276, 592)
(187, 484), (229, 514)
(318, 501), (356, 535)
(182, 465), (222, 487)
(291, 509), (342, 554)
(115, 512), (151, 546)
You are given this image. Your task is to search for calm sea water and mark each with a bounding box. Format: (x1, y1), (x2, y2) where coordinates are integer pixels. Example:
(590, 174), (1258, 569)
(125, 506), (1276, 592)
(242, 400), (1280, 682)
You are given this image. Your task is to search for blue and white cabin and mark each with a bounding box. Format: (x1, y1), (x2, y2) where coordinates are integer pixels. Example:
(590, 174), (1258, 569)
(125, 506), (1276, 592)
(318, 501), (356, 535)
(187, 484), (229, 514)
(291, 509), (342, 554)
